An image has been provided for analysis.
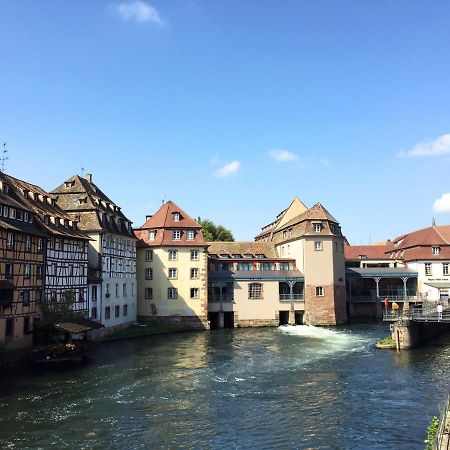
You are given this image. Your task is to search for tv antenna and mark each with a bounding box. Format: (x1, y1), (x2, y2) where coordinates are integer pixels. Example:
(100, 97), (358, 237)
(1, 143), (8, 173)
(161, 193), (166, 205)
(81, 167), (85, 177)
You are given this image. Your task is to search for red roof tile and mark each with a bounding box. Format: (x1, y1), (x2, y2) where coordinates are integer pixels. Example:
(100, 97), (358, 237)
(345, 245), (390, 260)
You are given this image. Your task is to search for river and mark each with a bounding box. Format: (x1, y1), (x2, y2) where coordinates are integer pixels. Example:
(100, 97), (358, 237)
(1, 323), (450, 449)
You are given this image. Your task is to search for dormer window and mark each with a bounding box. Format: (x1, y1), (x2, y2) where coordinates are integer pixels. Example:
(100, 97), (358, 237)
(44, 215), (49, 224)
(23, 190), (29, 198)
(187, 230), (195, 240)
(432, 246), (440, 255)
(148, 230), (156, 241)
(314, 223), (322, 233)
(2, 206), (8, 218)
(172, 229), (181, 240)
(9, 208), (16, 219)
(359, 255), (367, 260)
(16, 210), (23, 221)
(172, 212), (180, 222)
(2, 183), (9, 194)
(220, 254), (230, 259)
(232, 254), (241, 259)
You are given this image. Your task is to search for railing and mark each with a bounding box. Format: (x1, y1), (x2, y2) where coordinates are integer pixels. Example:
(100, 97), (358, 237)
(383, 306), (450, 323)
(433, 391), (450, 450)
(279, 294), (304, 302)
(348, 295), (424, 303)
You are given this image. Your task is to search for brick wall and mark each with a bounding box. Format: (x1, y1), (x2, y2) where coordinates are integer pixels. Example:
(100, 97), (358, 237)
(305, 284), (347, 325)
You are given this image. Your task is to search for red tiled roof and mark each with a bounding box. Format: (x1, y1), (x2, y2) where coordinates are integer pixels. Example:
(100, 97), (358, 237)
(345, 245), (390, 260)
(390, 226), (450, 249)
(134, 201), (207, 247)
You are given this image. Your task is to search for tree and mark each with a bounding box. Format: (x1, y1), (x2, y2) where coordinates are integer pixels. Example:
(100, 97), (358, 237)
(197, 218), (234, 242)
(41, 290), (85, 325)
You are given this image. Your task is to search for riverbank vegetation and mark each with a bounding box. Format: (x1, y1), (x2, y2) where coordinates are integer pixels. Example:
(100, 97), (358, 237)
(424, 415), (439, 450)
(376, 336), (396, 349)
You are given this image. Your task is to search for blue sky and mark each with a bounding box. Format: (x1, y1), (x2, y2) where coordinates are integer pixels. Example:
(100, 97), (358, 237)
(1, 0), (450, 243)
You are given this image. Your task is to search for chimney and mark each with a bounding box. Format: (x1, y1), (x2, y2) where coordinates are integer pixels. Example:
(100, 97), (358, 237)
(146, 215), (152, 221)
(86, 173), (92, 183)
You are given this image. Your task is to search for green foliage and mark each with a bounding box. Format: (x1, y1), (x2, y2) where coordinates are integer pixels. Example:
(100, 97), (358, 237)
(424, 416), (439, 450)
(197, 218), (234, 242)
(377, 336), (395, 346)
(41, 290), (85, 325)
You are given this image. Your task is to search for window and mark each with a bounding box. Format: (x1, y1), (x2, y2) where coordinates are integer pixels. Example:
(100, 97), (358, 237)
(115, 283), (119, 297)
(105, 306), (111, 319)
(145, 288), (153, 299)
(5, 318), (13, 338)
(123, 304), (128, 316)
(145, 268), (153, 280)
(123, 283), (127, 296)
(145, 250), (153, 261)
(24, 212), (29, 222)
(172, 212), (180, 222)
(106, 283), (110, 296)
(24, 264), (31, 279)
(432, 246), (440, 255)
(232, 254), (241, 259)
(191, 250), (199, 260)
(187, 230), (195, 240)
(3, 206), (8, 217)
(190, 288), (199, 299)
(23, 316), (30, 335)
(172, 230), (181, 240)
(17, 210), (23, 221)
(425, 263), (432, 276)
(6, 232), (14, 249)
(35, 290), (42, 304)
(68, 264), (74, 276)
(25, 236), (31, 251)
(9, 208), (16, 219)
(168, 287), (178, 299)
(316, 286), (324, 296)
(249, 283), (263, 299)
(91, 307), (97, 319)
(37, 238), (43, 252)
(51, 263), (57, 276)
(314, 223), (322, 233)
(115, 305), (120, 318)
(190, 268), (199, 279)
(36, 265), (43, 279)
(92, 286), (97, 301)
(314, 241), (322, 251)
(168, 249), (178, 260)
(283, 230), (287, 239)
(5, 263), (12, 279)
(168, 268), (177, 279)
(2, 183), (9, 194)
(21, 291), (30, 306)
(280, 262), (291, 270)
(444, 263), (449, 276)
(148, 230), (156, 241)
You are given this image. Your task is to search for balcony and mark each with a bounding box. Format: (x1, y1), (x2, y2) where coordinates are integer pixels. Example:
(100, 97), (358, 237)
(279, 293), (304, 302)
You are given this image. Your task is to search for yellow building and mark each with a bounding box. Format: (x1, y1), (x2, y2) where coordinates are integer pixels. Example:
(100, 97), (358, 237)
(134, 201), (209, 329)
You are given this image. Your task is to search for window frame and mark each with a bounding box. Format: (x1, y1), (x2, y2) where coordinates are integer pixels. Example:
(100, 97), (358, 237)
(168, 287), (178, 299)
(248, 283), (263, 299)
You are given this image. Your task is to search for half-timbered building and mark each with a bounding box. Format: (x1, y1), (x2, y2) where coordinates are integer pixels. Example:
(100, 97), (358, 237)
(52, 174), (137, 329)
(3, 174), (90, 314)
(0, 177), (48, 349)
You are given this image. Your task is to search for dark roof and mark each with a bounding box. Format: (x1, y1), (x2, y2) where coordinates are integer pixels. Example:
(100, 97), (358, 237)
(51, 175), (134, 237)
(209, 270), (304, 281)
(2, 173), (90, 241)
(346, 267), (418, 278)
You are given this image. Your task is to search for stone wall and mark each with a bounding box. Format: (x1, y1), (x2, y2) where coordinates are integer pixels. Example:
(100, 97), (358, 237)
(305, 284), (347, 325)
(138, 314), (209, 330)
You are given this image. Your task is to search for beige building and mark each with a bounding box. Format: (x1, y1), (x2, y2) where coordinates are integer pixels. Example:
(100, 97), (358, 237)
(255, 197), (347, 325)
(134, 201), (209, 329)
(207, 242), (303, 328)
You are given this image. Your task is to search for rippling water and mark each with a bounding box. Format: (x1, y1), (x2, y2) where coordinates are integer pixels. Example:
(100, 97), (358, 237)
(1, 324), (450, 449)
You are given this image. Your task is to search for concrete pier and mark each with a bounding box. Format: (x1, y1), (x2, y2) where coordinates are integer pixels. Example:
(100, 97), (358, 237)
(391, 319), (450, 349)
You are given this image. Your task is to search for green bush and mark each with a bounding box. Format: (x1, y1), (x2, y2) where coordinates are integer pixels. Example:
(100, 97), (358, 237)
(424, 415), (439, 450)
(377, 336), (395, 346)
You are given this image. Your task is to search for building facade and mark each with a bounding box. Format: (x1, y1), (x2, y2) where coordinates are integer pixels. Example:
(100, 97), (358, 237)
(255, 197), (347, 325)
(3, 174), (90, 314)
(207, 242), (303, 327)
(0, 181), (48, 349)
(134, 201), (209, 329)
(52, 174), (137, 329)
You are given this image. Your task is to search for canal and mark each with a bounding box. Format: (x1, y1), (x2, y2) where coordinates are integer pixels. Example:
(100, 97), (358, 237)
(1, 323), (450, 449)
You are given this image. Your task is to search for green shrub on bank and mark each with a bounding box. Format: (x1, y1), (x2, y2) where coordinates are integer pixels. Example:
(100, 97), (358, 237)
(377, 336), (395, 346)
(424, 415), (439, 450)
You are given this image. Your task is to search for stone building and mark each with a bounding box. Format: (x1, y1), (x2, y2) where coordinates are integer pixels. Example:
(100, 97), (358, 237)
(0, 175), (48, 349)
(255, 197), (347, 325)
(52, 174), (137, 329)
(134, 201), (209, 329)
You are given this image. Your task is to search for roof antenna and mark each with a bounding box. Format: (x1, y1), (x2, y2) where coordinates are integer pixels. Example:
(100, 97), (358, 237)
(161, 193), (166, 205)
(81, 167), (85, 177)
(432, 217), (436, 227)
(1, 143), (9, 173)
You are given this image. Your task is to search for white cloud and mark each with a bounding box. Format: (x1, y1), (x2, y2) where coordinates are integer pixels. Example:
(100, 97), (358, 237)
(398, 133), (450, 158)
(269, 149), (299, 162)
(117, 1), (164, 25)
(213, 160), (241, 178)
(433, 193), (450, 213)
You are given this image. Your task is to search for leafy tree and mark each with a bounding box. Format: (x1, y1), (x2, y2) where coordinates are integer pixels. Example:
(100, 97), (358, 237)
(41, 290), (85, 325)
(197, 218), (234, 242)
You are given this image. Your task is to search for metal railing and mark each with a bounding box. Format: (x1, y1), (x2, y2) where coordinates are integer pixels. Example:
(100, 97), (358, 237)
(383, 306), (450, 323)
(279, 294), (304, 302)
(348, 294), (424, 303)
(433, 391), (450, 450)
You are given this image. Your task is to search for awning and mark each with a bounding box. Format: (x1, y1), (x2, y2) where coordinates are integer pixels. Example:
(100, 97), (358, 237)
(424, 282), (450, 289)
(55, 318), (104, 334)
